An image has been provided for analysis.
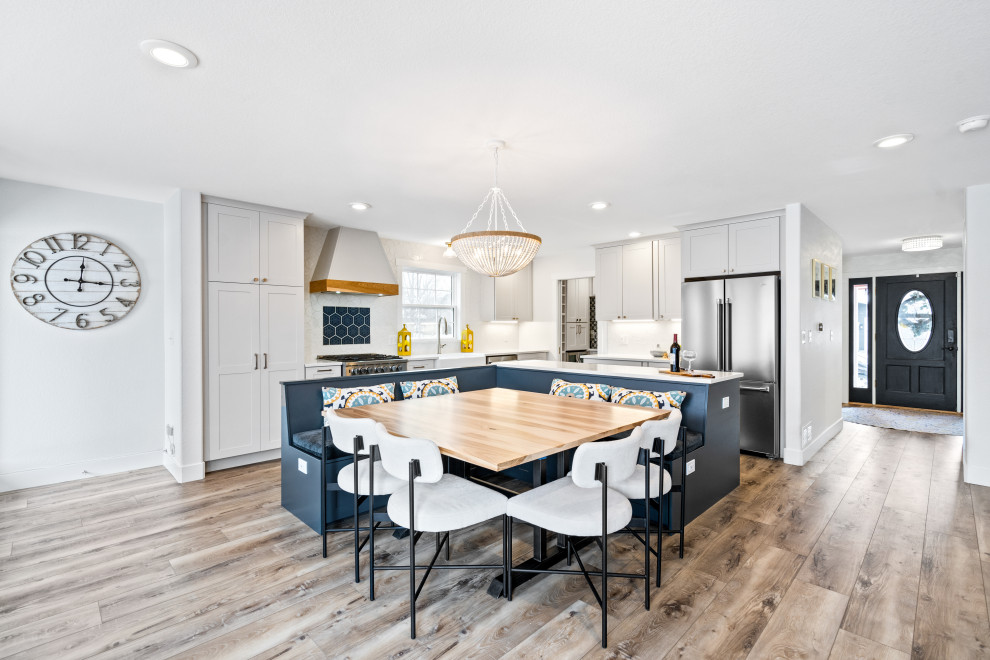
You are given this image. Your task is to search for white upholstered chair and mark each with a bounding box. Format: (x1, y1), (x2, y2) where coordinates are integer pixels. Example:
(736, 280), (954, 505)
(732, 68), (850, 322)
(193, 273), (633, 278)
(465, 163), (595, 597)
(608, 409), (681, 586)
(373, 423), (508, 639)
(505, 428), (649, 648)
(323, 410), (404, 584)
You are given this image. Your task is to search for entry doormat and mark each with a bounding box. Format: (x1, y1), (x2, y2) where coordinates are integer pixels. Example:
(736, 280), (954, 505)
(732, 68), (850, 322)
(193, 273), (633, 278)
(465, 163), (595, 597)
(841, 405), (963, 435)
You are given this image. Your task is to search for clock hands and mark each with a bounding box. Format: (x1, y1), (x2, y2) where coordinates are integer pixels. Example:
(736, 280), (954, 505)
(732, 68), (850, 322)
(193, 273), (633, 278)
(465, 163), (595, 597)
(64, 258), (109, 291)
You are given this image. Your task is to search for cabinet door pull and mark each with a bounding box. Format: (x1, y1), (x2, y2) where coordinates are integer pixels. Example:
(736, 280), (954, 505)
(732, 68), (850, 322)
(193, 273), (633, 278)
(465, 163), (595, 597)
(262, 278), (268, 282)
(254, 353), (259, 369)
(253, 277), (259, 282)
(263, 353), (268, 369)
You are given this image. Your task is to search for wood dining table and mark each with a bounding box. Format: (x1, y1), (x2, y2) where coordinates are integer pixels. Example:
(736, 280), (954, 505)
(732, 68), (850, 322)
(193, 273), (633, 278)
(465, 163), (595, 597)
(336, 386), (668, 596)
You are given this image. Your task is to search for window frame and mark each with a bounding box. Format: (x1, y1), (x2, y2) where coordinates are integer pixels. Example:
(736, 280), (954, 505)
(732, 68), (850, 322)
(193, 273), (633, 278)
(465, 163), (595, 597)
(400, 266), (461, 340)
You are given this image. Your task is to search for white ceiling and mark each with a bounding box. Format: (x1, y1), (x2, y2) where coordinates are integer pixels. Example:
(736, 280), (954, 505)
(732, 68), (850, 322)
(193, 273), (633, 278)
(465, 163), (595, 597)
(2, 1), (988, 255)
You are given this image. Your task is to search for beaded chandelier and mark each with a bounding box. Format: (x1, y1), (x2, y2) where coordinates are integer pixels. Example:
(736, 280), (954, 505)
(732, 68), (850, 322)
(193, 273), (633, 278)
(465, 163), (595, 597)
(450, 141), (542, 277)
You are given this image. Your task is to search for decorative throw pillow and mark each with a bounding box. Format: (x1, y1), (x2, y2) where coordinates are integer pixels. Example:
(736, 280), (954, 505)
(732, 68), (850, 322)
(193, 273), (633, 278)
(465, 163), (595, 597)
(400, 376), (460, 400)
(610, 387), (686, 410)
(549, 378), (612, 401)
(322, 383), (395, 409)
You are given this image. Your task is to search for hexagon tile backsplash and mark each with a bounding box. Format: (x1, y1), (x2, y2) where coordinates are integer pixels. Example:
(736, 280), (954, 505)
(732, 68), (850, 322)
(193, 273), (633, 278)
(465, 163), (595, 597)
(323, 306), (371, 345)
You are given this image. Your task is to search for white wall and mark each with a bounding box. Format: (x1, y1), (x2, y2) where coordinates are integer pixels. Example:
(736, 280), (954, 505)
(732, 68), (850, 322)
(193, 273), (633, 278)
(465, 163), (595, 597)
(781, 203), (844, 465)
(964, 184), (990, 487)
(0, 179), (166, 490)
(840, 247), (963, 405)
(303, 227), (538, 359)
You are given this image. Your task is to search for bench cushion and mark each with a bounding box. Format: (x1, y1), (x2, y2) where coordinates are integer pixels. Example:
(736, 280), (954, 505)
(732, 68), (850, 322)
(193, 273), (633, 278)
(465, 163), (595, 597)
(291, 429), (327, 458)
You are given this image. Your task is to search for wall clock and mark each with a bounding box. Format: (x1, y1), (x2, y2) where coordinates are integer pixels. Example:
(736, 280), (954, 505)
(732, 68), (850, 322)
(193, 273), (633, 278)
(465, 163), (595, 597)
(9, 233), (141, 330)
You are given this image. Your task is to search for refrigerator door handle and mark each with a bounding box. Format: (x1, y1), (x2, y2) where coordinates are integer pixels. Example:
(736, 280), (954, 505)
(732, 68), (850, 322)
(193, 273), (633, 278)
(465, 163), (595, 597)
(740, 384), (771, 392)
(716, 299), (724, 370)
(726, 299), (732, 371)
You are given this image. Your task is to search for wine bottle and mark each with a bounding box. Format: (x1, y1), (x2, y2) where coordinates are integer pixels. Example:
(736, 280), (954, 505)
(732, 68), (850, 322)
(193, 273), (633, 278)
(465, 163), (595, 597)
(669, 333), (681, 372)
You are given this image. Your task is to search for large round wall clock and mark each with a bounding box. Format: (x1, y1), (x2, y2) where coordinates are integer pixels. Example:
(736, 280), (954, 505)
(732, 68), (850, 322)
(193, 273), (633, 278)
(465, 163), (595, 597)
(10, 233), (141, 330)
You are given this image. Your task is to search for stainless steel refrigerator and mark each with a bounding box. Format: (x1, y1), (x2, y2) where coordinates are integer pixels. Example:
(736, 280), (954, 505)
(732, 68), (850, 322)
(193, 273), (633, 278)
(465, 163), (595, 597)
(681, 275), (780, 457)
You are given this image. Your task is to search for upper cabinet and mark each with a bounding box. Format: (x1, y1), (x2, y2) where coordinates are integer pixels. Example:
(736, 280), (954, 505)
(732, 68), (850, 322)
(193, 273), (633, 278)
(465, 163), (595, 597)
(488, 264), (533, 322)
(682, 216), (779, 279)
(595, 242), (654, 320)
(654, 237), (682, 320)
(727, 217), (780, 275)
(207, 203), (303, 285)
(565, 277), (591, 322)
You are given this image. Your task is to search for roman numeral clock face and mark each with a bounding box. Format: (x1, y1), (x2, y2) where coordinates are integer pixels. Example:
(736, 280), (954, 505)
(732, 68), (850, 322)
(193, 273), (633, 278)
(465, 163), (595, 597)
(10, 233), (141, 330)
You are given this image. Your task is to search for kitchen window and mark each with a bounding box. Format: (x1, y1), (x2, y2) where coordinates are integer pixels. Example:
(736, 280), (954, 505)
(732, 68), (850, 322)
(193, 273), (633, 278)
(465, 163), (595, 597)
(401, 267), (459, 339)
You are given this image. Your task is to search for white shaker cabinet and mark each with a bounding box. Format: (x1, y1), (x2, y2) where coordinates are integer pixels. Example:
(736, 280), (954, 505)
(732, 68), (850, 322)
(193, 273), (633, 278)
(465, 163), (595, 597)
(727, 216), (780, 275)
(565, 277), (591, 323)
(595, 242), (654, 320)
(207, 283), (262, 460)
(205, 199), (306, 463)
(682, 225), (729, 279)
(488, 264), (533, 322)
(259, 287), (304, 450)
(654, 237), (682, 320)
(682, 216), (780, 278)
(565, 323), (589, 350)
(207, 205), (260, 284)
(207, 204), (304, 285)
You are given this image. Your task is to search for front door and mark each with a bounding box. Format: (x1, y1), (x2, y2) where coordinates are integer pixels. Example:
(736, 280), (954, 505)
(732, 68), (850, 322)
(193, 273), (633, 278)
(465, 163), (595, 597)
(875, 273), (958, 411)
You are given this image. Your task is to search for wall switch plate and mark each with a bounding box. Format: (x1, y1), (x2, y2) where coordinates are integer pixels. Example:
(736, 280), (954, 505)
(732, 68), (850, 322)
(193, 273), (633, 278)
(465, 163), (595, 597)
(298, 458), (308, 474)
(801, 423), (813, 449)
(722, 396), (730, 409)
(686, 459), (696, 475)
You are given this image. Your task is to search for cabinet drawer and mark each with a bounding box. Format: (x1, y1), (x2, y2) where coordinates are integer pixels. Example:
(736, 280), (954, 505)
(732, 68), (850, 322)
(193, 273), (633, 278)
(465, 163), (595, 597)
(306, 365), (342, 379)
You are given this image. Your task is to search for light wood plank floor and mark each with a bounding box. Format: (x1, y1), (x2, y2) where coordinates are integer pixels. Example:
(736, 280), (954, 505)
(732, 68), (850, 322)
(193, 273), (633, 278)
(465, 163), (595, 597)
(2, 422), (988, 659)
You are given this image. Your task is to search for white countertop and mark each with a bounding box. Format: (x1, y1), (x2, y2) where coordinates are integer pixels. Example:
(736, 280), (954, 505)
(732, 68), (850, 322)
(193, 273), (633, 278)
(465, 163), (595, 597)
(499, 360), (743, 385)
(582, 353), (670, 362)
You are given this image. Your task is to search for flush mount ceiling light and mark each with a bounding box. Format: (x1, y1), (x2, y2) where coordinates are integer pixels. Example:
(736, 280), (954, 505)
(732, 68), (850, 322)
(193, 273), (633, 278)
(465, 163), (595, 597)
(448, 140), (542, 277)
(873, 133), (914, 149)
(589, 201), (610, 211)
(628, 231), (642, 238)
(957, 115), (989, 134)
(140, 39), (199, 68)
(349, 202), (371, 211)
(902, 235), (943, 251)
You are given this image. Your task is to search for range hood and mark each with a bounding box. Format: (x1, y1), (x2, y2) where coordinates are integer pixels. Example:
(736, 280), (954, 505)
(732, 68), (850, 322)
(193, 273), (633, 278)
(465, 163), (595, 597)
(309, 227), (399, 296)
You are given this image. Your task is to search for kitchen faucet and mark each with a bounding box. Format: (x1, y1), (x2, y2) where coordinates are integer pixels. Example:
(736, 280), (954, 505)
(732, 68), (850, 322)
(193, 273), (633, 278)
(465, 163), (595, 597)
(437, 316), (448, 355)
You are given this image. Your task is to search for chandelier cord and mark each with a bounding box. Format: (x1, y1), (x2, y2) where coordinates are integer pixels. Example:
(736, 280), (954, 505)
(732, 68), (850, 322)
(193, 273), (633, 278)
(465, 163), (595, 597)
(455, 144), (529, 235)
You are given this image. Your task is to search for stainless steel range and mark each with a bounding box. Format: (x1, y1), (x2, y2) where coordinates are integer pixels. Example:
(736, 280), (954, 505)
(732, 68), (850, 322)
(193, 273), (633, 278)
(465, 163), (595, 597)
(316, 353), (408, 376)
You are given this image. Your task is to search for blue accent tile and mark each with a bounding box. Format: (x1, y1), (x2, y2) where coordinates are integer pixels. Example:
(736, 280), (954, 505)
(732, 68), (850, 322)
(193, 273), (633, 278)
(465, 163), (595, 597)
(323, 305), (371, 345)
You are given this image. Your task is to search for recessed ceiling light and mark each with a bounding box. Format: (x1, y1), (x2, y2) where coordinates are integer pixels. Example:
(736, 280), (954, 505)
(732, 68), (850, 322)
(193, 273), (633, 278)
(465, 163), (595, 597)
(349, 202), (371, 211)
(902, 235), (942, 251)
(628, 231), (642, 238)
(957, 115), (989, 134)
(589, 201), (610, 211)
(140, 39), (199, 68)
(873, 133), (914, 149)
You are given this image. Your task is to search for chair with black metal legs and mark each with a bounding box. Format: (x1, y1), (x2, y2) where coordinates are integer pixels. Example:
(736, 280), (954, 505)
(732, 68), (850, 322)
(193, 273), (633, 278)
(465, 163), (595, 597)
(323, 410), (404, 585)
(372, 423), (509, 639)
(609, 412), (680, 587)
(505, 428), (646, 649)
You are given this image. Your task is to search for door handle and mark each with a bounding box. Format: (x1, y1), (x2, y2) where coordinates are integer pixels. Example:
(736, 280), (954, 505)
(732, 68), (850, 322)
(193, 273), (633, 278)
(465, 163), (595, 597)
(263, 353), (268, 368)
(254, 353), (259, 370)
(716, 299), (724, 370)
(944, 346), (956, 352)
(726, 300), (733, 371)
(740, 385), (771, 392)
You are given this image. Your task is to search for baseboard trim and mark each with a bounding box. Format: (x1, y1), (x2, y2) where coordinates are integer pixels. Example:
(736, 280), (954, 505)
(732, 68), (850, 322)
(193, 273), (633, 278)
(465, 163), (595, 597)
(0, 450), (166, 493)
(782, 417), (843, 466)
(163, 454), (206, 483)
(206, 449), (280, 473)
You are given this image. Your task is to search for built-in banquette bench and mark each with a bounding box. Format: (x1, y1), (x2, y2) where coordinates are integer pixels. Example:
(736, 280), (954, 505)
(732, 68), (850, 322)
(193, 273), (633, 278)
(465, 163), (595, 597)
(280, 362), (740, 539)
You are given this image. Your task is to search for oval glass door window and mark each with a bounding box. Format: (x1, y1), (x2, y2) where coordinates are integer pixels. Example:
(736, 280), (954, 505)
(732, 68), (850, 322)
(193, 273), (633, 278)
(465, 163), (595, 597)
(897, 290), (933, 352)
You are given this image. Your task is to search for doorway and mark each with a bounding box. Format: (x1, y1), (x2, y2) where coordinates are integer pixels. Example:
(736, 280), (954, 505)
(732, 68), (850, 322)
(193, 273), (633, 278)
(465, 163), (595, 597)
(875, 273), (958, 411)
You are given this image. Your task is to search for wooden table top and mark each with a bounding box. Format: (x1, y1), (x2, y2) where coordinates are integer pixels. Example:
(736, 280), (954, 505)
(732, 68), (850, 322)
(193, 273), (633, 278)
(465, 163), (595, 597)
(334, 387), (668, 471)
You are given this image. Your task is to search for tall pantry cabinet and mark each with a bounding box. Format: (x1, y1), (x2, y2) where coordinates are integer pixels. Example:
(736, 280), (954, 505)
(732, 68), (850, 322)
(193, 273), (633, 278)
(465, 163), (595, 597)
(205, 202), (306, 462)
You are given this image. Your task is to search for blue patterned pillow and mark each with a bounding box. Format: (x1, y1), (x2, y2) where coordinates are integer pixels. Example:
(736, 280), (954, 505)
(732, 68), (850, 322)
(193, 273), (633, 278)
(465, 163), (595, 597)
(322, 383), (395, 409)
(549, 378), (612, 401)
(610, 387), (686, 410)
(400, 376), (459, 399)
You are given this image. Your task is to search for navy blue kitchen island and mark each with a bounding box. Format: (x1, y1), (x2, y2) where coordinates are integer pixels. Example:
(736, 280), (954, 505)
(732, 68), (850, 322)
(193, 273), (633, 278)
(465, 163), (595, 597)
(279, 360), (742, 539)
